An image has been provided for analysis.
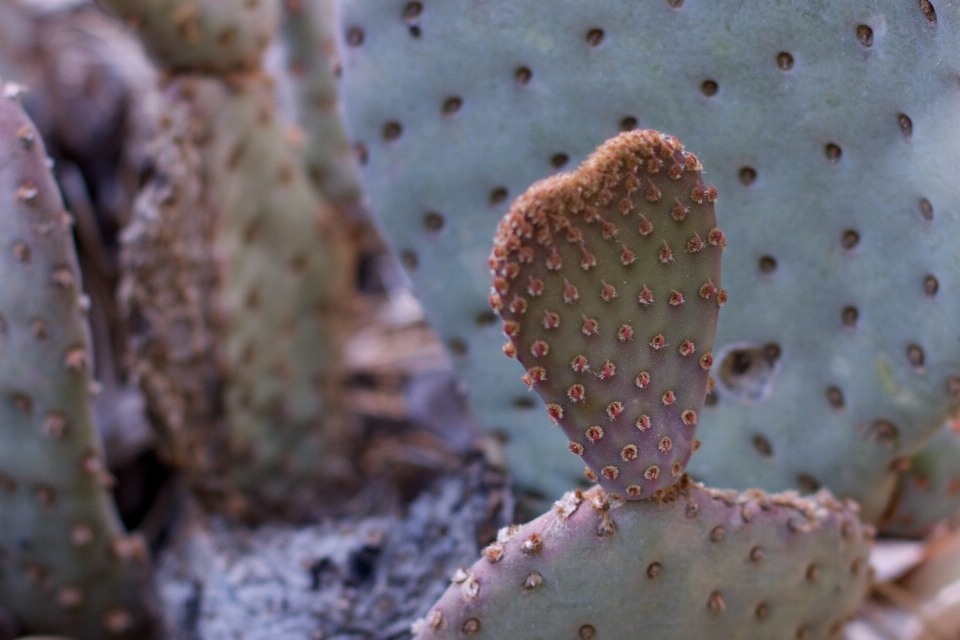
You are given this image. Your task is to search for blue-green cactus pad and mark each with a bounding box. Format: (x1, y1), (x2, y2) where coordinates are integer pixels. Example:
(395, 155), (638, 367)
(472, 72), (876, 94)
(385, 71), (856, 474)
(337, 0), (960, 519)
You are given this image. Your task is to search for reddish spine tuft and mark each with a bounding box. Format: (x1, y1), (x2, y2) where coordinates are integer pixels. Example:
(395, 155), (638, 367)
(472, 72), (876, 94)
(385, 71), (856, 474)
(563, 279), (579, 304)
(636, 372), (651, 388)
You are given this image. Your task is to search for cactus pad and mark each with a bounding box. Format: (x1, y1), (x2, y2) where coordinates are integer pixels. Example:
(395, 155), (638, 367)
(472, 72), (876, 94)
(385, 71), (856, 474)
(413, 479), (873, 640)
(102, 0), (279, 72)
(281, 0), (365, 211)
(881, 420), (960, 539)
(0, 83), (153, 637)
(113, 0), (358, 519)
(491, 129), (723, 499)
(337, 0), (960, 517)
(122, 74), (356, 519)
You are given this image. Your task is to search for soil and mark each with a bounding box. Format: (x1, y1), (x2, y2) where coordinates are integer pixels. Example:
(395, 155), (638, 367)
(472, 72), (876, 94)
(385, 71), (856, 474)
(156, 459), (514, 640)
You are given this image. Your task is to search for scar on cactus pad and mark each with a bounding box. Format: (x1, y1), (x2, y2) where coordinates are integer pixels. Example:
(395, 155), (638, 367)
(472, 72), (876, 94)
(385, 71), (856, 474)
(490, 129), (725, 499)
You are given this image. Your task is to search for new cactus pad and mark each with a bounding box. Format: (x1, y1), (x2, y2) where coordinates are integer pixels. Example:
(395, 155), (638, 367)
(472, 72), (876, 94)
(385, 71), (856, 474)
(337, 0), (960, 519)
(0, 83), (153, 637)
(491, 129), (724, 499)
(413, 480), (873, 640)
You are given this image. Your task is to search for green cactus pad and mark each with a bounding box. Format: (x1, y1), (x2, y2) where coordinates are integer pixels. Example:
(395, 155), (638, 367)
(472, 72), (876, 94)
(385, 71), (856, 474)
(414, 479), (872, 640)
(122, 74), (356, 519)
(211, 75), (357, 515)
(101, 0), (279, 72)
(491, 130), (723, 499)
(0, 84), (153, 637)
(881, 420), (960, 539)
(337, 0), (960, 518)
(281, 0), (365, 211)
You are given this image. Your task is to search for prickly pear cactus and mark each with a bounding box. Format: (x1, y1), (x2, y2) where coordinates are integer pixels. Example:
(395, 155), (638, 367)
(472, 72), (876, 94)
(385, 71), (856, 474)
(203, 74), (357, 514)
(881, 419), (960, 539)
(0, 83), (153, 637)
(281, 0), (365, 211)
(415, 124), (868, 639)
(491, 129), (724, 498)
(413, 479), (873, 640)
(103, 0), (279, 72)
(122, 73), (357, 519)
(337, 0), (960, 519)
(115, 0), (358, 519)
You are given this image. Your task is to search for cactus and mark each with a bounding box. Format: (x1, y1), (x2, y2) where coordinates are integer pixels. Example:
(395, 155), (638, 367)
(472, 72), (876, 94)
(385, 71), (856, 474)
(118, 79), (223, 499)
(336, 0), (960, 520)
(413, 480), (873, 640)
(103, 0), (279, 73)
(0, 3), (935, 636)
(408, 129), (873, 639)
(0, 81), (153, 637)
(198, 73), (356, 514)
(110, 0), (358, 519)
(281, 0), (365, 212)
(880, 419), (960, 539)
(490, 129), (724, 498)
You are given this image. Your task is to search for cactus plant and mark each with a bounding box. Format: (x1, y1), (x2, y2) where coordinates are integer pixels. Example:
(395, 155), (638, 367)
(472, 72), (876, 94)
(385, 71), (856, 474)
(881, 419), (960, 539)
(110, 0), (358, 519)
(413, 480), (873, 640)
(336, 0), (960, 521)
(0, 2), (941, 636)
(102, 0), (279, 73)
(281, 0), (365, 213)
(0, 80), (154, 638)
(413, 129), (871, 640)
(490, 128), (724, 498)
